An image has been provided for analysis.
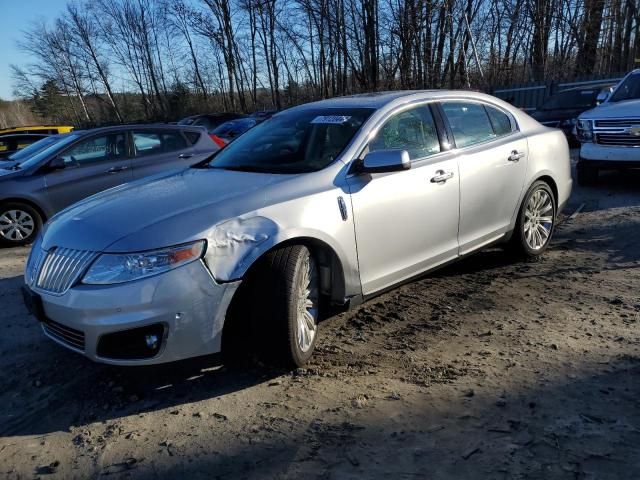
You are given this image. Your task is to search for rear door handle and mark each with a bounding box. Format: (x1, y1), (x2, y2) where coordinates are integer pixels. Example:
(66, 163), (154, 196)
(508, 150), (525, 162)
(106, 165), (129, 173)
(178, 153), (194, 159)
(430, 170), (454, 183)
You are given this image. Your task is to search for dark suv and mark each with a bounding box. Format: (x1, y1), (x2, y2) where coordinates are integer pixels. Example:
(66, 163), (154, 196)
(0, 124), (217, 246)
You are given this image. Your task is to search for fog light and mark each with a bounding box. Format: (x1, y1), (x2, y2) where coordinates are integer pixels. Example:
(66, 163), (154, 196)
(97, 323), (165, 360)
(145, 334), (159, 350)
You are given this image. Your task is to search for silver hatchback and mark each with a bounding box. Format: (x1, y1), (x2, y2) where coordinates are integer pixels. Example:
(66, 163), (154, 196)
(23, 91), (572, 367)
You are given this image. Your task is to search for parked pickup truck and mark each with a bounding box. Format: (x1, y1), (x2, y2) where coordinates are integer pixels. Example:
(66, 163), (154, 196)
(576, 69), (640, 185)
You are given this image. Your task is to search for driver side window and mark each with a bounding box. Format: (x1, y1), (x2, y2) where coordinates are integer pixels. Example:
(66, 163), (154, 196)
(368, 105), (441, 160)
(59, 133), (127, 166)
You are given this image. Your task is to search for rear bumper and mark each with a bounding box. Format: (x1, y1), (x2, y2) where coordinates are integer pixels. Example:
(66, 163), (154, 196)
(28, 260), (240, 366)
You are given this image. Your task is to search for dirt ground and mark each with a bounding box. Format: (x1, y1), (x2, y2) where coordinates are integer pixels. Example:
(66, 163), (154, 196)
(1, 162), (640, 480)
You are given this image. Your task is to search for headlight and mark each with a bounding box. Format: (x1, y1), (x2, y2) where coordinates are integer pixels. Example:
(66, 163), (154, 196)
(576, 119), (593, 142)
(82, 240), (206, 285)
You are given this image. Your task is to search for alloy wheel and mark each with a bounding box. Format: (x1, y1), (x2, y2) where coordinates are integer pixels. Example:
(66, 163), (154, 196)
(0, 210), (35, 242)
(296, 254), (319, 353)
(523, 189), (554, 251)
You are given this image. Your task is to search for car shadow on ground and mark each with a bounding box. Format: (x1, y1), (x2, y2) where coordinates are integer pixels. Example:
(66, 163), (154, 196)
(109, 357), (640, 479)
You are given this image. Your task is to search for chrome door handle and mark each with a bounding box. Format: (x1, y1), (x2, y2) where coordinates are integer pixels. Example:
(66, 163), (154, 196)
(508, 150), (525, 162)
(106, 165), (129, 173)
(430, 170), (454, 183)
(178, 153), (194, 159)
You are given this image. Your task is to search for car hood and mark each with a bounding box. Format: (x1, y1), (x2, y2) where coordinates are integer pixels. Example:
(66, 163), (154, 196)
(580, 99), (640, 120)
(42, 168), (283, 253)
(531, 108), (584, 123)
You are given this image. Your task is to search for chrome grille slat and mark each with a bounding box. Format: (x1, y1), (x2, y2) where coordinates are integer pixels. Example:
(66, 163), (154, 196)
(34, 247), (97, 295)
(596, 133), (640, 147)
(595, 118), (640, 128)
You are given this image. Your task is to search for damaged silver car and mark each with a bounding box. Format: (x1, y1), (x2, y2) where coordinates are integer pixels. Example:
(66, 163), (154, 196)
(22, 91), (572, 367)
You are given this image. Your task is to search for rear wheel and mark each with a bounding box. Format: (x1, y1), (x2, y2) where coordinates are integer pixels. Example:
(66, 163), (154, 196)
(0, 203), (42, 247)
(509, 181), (556, 258)
(576, 161), (598, 186)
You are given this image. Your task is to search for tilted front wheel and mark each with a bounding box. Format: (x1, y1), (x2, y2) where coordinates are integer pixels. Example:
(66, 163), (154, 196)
(510, 181), (556, 257)
(251, 245), (320, 368)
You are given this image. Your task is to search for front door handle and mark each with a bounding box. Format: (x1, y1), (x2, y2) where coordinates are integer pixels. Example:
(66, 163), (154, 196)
(431, 170), (454, 183)
(106, 165), (129, 174)
(178, 153), (194, 159)
(508, 150), (525, 162)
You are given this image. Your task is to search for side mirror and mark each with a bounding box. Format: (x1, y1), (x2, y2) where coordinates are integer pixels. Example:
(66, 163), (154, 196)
(361, 149), (411, 174)
(596, 91), (610, 104)
(48, 157), (66, 171)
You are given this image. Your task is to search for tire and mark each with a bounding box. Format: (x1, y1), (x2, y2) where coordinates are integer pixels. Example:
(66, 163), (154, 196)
(0, 202), (42, 247)
(576, 161), (598, 186)
(249, 245), (320, 368)
(509, 181), (556, 258)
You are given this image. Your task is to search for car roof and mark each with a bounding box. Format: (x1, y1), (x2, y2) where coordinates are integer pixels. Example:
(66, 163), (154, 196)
(0, 133), (51, 139)
(287, 90), (505, 111)
(70, 124), (205, 135)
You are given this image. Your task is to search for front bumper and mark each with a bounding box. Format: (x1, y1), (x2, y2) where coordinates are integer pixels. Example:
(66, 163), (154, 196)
(579, 142), (640, 164)
(26, 260), (240, 366)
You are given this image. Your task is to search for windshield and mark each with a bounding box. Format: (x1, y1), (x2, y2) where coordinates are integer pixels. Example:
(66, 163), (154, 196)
(11, 134), (81, 170)
(6, 135), (62, 162)
(609, 73), (640, 102)
(208, 108), (374, 173)
(540, 89), (598, 110)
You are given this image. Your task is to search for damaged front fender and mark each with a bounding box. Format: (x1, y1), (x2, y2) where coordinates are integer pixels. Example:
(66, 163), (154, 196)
(203, 216), (279, 281)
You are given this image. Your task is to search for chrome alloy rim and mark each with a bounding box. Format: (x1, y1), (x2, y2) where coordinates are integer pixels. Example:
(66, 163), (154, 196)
(524, 189), (554, 250)
(0, 210), (35, 241)
(296, 254), (319, 353)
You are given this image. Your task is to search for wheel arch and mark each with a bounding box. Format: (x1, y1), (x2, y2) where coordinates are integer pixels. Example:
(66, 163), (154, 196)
(0, 197), (48, 223)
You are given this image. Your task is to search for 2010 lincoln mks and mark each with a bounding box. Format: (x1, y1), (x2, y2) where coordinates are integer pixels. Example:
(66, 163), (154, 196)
(22, 91), (572, 367)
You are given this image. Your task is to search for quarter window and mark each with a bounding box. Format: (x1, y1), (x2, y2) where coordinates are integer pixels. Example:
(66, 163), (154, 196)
(441, 102), (495, 148)
(133, 131), (188, 157)
(368, 105), (440, 160)
(485, 106), (513, 136)
(59, 133), (127, 166)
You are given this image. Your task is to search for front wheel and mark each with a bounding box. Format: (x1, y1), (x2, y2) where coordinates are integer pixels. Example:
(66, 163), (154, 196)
(0, 203), (42, 247)
(509, 181), (556, 258)
(252, 245), (320, 368)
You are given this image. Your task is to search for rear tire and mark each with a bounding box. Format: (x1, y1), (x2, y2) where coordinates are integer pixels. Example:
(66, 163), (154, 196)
(509, 181), (556, 258)
(0, 202), (42, 247)
(576, 161), (598, 186)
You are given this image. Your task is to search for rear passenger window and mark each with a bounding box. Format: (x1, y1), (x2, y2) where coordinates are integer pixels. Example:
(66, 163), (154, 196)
(133, 131), (188, 156)
(485, 106), (513, 136)
(368, 105), (440, 160)
(60, 133), (127, 165)
(441, 102), (495, 148)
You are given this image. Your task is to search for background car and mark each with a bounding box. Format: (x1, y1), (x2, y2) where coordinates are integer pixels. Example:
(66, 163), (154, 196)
(209, 118), (258, 147)
(0, 124), (217, 246)
(177, 113), (247, 132)
(531, 84), (615, 146)
(0, 134), (50, 159)
(0, 125), (74, 136)
(576, 69), (640, 185)
(23, 91), (571, 368)
(250, 110), (279, 121)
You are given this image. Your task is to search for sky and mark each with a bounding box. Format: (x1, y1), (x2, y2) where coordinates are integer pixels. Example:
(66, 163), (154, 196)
(0, 0), (67, 100)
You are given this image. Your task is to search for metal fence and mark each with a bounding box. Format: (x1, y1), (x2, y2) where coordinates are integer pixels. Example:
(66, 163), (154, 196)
(491, 73), (627, 112)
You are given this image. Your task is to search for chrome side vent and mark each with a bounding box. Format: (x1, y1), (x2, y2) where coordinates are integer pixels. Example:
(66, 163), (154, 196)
(36, 248), (97, 295)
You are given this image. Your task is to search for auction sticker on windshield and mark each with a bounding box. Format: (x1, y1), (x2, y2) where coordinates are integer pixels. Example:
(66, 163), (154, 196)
(311, 115), (352, 124)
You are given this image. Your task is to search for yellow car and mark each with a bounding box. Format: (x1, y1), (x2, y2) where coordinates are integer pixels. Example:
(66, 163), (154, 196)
(0, 125), (74, 136)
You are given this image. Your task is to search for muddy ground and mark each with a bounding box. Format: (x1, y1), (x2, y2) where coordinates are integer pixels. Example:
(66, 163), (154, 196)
(1, 165), (640, 479)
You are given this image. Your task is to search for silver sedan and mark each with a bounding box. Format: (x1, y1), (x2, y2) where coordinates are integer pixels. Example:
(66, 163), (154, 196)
(22, 91), (572, 367)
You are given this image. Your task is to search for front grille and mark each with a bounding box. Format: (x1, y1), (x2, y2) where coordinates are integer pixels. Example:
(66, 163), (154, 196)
(595, 118), (640, 128)
(42, 318), (85, 351)
(596, 133), (640, 147)
(35, 247), (97, 295)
